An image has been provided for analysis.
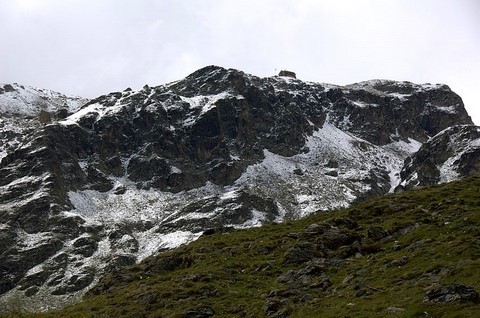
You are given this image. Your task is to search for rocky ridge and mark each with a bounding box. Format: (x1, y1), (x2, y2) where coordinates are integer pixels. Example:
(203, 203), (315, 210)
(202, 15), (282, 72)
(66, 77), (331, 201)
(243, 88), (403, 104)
(0, 66), (477, 311)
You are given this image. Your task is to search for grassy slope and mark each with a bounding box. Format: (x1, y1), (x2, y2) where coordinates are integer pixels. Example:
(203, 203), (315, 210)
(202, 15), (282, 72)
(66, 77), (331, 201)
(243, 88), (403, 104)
(7, 176), (480, 317)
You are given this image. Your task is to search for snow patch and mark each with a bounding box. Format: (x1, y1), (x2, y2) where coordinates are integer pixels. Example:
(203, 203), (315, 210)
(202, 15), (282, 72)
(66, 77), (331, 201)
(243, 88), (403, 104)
(220, 189), (239, 201)
(0, 83), (87, 116)
(436, 105), (458, 114)
(234, 122), (414, 216)
(234, 209), (266, 228)
(135, 229), (201, 262)
(180, 91), (230, 114)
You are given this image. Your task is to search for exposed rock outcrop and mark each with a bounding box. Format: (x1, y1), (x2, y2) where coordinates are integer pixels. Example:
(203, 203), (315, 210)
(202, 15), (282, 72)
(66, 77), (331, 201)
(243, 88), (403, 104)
(399, 125), (480, 190)
(424, 284), (479, 303)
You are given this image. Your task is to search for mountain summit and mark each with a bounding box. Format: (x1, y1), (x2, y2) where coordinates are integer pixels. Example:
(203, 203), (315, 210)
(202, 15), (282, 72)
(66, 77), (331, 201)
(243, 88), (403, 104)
(0, 66), (476, 311)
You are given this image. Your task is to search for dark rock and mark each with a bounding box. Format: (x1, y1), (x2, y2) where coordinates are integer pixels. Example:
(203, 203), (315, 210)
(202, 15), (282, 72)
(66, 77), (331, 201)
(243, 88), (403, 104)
(302, 223), (331, 237)
(104, 255), (137, 273)
(0, 237), (64, 295)
(324, 170), (338, 177)
(139, 290), (160, 306)
(144, 253), (193, 275)
(51, 270), (95, 295)
(202, 228), (217, 236)
(326, 217), (359, 230)
(325, 159), (339, 168)
(297, 261), (328, 275)
(367, 226), (390, 242)
(310, 275), (332, 291)
(283, 241), (320, 264)
(395, 223), (419, 236)
(390, 256), (409, 267)
(277, 270), (296, 284)
(202, 226), (235, 236)
(182, 305), (215, 318)
(424, 284), (479, 303)
(73, 236), (98, 257)
(300, 222), (361, 252)
(318, 227), (361, 251)
(392, 241), (403, 251)
(54, 108), (69, 120)
(293, 168), (304, 175)
(18, 270), (50, 291)
(358, 242), (382, 254)
(85, 166), (113, 192)
(3, 84), (16, 92)
(264, 299), (290, 317)
(24, 286), (40, 297)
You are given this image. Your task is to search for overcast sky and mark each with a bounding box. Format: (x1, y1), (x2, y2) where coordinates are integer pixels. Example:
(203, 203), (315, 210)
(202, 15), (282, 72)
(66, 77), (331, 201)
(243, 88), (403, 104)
(1, 0), (479, 123)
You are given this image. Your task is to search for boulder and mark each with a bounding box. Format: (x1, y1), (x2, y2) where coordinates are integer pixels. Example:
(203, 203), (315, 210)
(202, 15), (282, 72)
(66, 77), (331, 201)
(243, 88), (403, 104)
(424, 284), (479, 303)
(367, 226), (390, 242)
(182, 305), (215, 318)
(283, 241), (321, 264)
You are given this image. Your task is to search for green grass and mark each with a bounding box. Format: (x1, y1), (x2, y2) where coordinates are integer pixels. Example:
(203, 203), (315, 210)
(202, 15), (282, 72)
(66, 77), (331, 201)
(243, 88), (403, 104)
(5, 176), (480, 317)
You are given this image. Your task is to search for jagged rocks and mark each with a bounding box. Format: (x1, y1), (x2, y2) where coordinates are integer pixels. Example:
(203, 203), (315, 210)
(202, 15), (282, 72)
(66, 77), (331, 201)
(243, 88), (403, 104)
(72, 236), (98, 257)
(338, 80), (472, 145)
(283, 242), (322, 265)
(400, 125), (480, 189)
(367, 226), (390, 242)
(300, 222), (361, 251)
(50, 269), (95, 295)
(2, 84), (16, 93)
(424, 284), (479, 303)
(263, 298), (291, 317)
(181, 305), (215, 318)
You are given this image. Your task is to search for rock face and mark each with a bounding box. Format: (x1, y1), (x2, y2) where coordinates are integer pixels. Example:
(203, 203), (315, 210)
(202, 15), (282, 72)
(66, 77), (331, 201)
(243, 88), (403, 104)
(424, 284), (479, 303)
(0, 66), (476, 311)
(399, 125), (480, 190)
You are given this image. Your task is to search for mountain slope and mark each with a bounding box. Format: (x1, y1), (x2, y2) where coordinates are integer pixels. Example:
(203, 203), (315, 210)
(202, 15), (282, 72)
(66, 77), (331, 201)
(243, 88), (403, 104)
(12, 176), (480, 317)
(0, 66), (475, 311)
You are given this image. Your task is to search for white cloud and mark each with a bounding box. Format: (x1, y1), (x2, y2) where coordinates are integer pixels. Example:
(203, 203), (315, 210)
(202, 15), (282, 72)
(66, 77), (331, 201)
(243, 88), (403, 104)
(0, 0), (478, 123)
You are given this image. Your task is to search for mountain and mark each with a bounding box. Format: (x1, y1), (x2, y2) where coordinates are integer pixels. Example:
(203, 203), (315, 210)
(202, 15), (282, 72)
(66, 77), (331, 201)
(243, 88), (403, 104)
(0, 83), (88, 161)
(11, 176), (480, 317)
(0, 66), (476, 311)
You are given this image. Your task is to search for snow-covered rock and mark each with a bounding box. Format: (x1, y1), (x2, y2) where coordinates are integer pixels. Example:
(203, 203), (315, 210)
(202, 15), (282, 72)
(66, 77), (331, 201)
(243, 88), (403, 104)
(0, 83), (87, 116)
(400, 125), (480, 189)
(0, 83), (88, 162)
